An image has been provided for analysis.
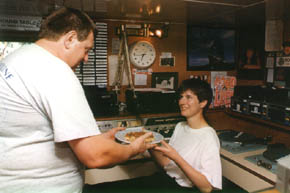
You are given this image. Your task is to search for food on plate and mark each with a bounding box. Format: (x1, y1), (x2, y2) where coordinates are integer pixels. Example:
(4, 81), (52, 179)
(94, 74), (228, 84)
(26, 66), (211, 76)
(124, 130), (154, 143)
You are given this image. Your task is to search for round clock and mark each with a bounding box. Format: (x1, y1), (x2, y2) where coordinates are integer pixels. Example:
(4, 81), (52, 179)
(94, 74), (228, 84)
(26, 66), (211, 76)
(129, 41), (156, 69)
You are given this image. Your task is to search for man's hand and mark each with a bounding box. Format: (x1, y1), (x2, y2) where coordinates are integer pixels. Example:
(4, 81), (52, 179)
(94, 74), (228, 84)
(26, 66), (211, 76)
(129, 132), (156, 155)
(102, 127), (125, 140)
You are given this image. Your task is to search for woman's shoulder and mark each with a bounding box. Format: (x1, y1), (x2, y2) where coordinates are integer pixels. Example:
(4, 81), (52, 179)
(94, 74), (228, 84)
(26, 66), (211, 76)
(176, 121), (187, 127)
(202, 126), (218, 136)
(201, 126), (220, 146)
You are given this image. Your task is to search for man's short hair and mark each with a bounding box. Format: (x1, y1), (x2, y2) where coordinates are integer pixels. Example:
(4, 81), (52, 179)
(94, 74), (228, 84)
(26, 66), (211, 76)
(177, 78), (213, 111)
(38, 7), (96, 41)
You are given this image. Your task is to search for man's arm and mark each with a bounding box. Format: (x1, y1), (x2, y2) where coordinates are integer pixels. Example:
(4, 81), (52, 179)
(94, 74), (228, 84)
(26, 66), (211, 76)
(68, 129), (155, 169)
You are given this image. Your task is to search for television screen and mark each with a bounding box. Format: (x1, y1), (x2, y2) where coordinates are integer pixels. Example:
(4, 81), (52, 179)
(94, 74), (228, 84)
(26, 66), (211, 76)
(187, 26), (236, 71)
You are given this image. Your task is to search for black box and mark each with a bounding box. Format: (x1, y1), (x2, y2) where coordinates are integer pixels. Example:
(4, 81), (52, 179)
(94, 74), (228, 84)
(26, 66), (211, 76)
(233, 85), (264, 101)
(126, 89), (179, 114)
(231, 96), (249, 114)
(267, 103), (290, 126)
(83, 86), (119, 117)
(248, 100), (268, 119)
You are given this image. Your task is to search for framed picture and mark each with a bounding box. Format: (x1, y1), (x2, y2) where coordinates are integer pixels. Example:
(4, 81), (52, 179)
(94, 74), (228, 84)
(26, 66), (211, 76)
(274, 67), (290, 88)
(237, 47), (265, 80)
(187, 26), (236, 71)
(151, 72), (178, 90)
(160, 57), (175, 67)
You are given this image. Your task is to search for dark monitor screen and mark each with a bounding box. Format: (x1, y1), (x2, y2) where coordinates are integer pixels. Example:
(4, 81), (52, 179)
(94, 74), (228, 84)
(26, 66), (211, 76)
(187, 26), (236, 71)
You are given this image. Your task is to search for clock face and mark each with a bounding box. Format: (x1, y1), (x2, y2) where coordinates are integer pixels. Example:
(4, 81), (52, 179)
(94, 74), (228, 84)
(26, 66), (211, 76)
(129, 41), (156, 69)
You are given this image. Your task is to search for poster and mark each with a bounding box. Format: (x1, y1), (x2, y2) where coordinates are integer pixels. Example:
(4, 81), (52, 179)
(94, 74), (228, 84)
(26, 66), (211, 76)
(212, 75), (236, 108)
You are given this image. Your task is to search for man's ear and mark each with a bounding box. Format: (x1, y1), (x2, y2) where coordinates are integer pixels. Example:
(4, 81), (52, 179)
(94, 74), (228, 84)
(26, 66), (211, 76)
(63, 30), (78, 49)
(200, 100), (208, 109)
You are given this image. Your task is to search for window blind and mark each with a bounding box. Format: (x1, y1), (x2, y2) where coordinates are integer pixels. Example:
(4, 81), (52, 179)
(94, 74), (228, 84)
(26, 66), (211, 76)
(74, 22), (108, 88)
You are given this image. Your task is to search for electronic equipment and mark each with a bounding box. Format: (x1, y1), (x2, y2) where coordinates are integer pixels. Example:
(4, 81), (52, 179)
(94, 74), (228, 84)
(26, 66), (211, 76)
(263, 143), (290, 162)
(144, 116), (186, 138)
(125, 89), (179, 114)
(231, 96), (249, 114)
(231, 86), (290, 125)
(267, 103), (290, 126)
(233, 85), (264, 101)
(96, 115), (185, 140)
(263, 87), (290, 105)
(248, 100), (268, 119)
(257, 159), (272, 170)
(83, 86), (119, 117)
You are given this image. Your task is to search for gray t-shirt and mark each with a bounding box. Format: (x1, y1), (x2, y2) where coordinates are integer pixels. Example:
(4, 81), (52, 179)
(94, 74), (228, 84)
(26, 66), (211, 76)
(0, 44), (100, 193)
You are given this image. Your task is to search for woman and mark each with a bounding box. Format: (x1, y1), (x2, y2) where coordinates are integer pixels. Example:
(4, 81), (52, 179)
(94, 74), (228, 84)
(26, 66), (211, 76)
(150, 78), (222, 193)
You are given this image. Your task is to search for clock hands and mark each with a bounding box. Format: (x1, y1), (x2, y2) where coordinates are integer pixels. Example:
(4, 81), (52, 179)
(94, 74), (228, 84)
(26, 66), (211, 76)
(141, 53), (146, 61)
(134, 52), (147, 61)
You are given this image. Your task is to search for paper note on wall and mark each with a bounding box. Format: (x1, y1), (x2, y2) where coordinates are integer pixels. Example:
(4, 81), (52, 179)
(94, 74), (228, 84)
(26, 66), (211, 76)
(134, 74), (147, 86)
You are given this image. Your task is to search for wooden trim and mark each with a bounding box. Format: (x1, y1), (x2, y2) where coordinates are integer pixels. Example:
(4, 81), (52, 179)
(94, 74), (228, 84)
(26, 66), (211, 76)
(225, 109), (290, 133)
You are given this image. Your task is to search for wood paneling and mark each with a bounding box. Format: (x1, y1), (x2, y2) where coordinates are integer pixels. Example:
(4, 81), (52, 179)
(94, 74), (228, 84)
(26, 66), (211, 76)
(206, 110), (290, 148)
(105, 20), (219, 101)
(105, 20), (239, 102)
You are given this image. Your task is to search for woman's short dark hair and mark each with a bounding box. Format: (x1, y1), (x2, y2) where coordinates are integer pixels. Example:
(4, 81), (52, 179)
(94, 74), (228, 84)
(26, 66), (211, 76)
(177, 78), (213, 111)
(38, 7), (96, 41)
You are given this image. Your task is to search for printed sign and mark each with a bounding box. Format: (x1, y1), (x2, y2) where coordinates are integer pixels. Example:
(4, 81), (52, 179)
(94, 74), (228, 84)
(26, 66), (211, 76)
(276, 56), (290, 67)
(0, 15), (41, 31)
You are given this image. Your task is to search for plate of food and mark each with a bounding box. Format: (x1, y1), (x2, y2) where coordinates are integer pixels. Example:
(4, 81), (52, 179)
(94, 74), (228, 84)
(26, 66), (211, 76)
(115, 127), (164, 144)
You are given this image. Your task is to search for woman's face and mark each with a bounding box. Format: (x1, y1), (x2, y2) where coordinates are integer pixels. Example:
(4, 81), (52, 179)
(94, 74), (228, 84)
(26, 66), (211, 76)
(178, 89), (204, 118)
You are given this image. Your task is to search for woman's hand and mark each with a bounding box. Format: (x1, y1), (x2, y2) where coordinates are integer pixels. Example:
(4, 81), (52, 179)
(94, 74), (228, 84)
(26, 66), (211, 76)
(154, 140), (180, 161)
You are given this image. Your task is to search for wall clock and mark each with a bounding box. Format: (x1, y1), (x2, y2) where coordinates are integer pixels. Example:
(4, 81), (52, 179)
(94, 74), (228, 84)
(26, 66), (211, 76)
(129, 41), (156, 69)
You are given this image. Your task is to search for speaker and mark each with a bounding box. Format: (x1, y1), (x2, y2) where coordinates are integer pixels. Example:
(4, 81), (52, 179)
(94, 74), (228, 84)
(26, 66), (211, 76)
(83, 86), (119, 117)
(125, 89), (179, 114)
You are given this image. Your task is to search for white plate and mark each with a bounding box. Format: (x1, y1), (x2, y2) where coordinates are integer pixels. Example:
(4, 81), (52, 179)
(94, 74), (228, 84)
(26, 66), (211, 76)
(115, 127), (164, 144)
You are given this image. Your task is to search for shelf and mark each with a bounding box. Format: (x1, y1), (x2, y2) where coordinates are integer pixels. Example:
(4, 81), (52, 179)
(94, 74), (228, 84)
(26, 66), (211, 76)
(225, 109), (290, 132)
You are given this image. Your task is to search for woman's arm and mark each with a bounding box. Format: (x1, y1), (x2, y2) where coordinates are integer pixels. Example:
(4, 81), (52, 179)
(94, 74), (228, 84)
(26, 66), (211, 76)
(148, 149), (170, 168)
(154, 141), (213, 193)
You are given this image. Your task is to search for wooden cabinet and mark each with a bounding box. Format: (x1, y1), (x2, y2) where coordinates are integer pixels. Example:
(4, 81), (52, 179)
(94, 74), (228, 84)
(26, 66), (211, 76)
(206, 109), (290, 148)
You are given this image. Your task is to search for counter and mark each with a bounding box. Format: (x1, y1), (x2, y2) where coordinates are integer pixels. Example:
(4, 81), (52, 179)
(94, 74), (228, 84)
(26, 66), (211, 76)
(221, 147), (276, 192)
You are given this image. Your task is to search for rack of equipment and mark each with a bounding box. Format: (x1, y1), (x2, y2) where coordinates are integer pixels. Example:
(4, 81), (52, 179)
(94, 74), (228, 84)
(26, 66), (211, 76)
(231, 86), (290, 126)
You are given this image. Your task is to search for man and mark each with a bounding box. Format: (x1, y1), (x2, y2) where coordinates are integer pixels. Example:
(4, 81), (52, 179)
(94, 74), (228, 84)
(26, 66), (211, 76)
(150, 78), (222, 193)
(0, 7), (154, 193)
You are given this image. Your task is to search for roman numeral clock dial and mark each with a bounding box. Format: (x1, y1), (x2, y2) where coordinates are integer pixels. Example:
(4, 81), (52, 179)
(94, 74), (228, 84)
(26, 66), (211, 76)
(129, 41), (156, 69)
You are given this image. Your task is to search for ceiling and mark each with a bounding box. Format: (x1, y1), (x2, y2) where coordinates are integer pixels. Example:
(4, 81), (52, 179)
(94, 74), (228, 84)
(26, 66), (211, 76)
(61, 0), (266, 28)
(0, 0), (267, 28)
